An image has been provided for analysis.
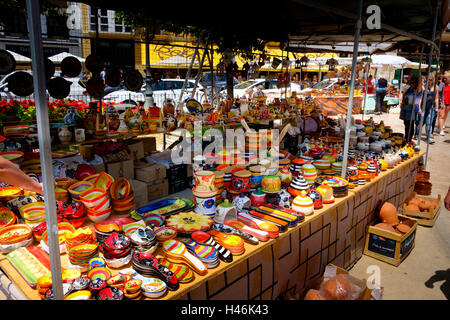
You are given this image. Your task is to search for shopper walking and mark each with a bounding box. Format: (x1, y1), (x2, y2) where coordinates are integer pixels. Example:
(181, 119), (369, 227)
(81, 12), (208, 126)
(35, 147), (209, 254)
(438, 72), (450, 136)
(399, 77), (422, 142)
(413, 75), (425, 140)
(366, 75), (375, 94)
(421, 74), (439, 144)
(375, 77), (388, 115)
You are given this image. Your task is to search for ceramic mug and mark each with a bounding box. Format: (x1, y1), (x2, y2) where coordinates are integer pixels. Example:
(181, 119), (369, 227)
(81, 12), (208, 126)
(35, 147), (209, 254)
(193, 193), (217, 216)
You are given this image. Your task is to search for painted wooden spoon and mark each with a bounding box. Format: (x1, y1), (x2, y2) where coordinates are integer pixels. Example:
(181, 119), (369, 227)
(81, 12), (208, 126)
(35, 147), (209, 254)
(191, 231), (233, 263)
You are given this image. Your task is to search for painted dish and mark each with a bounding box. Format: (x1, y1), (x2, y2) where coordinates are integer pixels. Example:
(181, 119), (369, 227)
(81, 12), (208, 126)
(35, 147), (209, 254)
(41, 222), (76, 246)
(61, 269), (82, 283)
(0, 186), (23, 199)
(141, 278), (167, 298)
(124, 279), (142, 293)
(74, 164), (96, 181)
(143, 213), (165, 228)
(87, 267), (112, 281)
(154, 226), (177, 243)
(0, 207), (16, 229)
(122, 220), (146, 236)
(314, 176), (348, 187)
(97, 287), (124, 300)
(80, 188), (107, 208)
(0, 151), (24, 163)
(107, 274), (131, 289)
(136, 198), (188, 217)
(89, 256), (106, 269)
(64, 290), (91, 300)
(158, 258), (195, 283)
(166, 211), (214, 236)
(0, 224), (32, 244)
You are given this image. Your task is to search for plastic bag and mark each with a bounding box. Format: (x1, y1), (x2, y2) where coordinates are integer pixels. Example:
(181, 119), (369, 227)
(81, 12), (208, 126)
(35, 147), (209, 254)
(318, 273), (366, 300)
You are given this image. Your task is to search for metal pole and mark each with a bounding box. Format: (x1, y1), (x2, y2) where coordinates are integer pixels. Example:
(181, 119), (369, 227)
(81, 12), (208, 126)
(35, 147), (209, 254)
(408, 45), (424, 142)
(26, 0), (63, 300)
(145, 21), (154, 108)
(417, 1), (440, 146)
(191, 37), (210, 99)
(399, 67), (404, 95)
(341, 0), (362, 180)
(425, 31), (443, 169)
(362, 61), (370, 120)
(180, 35), (201, 103)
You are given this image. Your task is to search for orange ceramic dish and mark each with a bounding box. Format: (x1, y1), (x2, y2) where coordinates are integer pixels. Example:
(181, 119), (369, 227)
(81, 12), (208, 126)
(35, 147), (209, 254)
(0, 186), (23, 199)
(0, 207), (17, 229)
(80, 188), (108, 207)
(0, 224), (32, 244)
(93, 172), (114, 191)
(41, 222), (76, 245)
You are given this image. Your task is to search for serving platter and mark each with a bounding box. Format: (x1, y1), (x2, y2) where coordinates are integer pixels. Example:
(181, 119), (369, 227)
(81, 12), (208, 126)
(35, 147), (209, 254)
(136, 198), (190, 217)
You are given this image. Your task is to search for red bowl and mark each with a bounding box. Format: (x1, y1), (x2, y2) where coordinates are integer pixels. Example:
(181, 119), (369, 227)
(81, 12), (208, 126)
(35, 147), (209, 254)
(75, 164), (97, 181)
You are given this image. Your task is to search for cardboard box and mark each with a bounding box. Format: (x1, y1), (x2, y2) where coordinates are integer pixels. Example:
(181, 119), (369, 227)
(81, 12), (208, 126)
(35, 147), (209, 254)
(363, 215), (417, 266)
(401, 192), (441, 227)
(140, 137), (157, 154)
(134, 161), (167, 183)
(299, 264), (382, 300)
(130, 179), (148, 208)
(186, 164), (193, 177)
(127, 140), (145, 161)
(93, 162), (105, 173)
(106, 159), (134, 180)
(147, 179), (169, 202)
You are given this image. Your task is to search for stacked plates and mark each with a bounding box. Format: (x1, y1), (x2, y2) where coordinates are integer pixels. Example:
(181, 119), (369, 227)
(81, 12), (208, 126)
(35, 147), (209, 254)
(315, 176), (349, 198)
(180, 238), (219, 268)
(313, 159), (331, 172)
(68, 181), (94, 203)
(158, 258), (195, 283)
(65, 227), (96, 251)
(129, 226), (158, 253)
(68, 243), (99, 271)
(40, 222), (76, 254)
(143, 213), (165, 229)
(110, 178), (134, 213)
(101, 232), (132, 268)
(19, 202), (46, 226)
(287, 175), (310, 197)
(132, 251), (179, 291)
(141, 277), (167, 299)
(331, 162), (343, 175)
(94, 222), (121, 245)
(162, 239), (208, 276)
(207, 231), (245, 256)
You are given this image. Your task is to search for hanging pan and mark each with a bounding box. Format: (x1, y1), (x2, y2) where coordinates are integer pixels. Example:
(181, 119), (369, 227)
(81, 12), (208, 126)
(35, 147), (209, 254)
(61, 56), (82, 78)
(7, 71), (34, 97)
(124, 70), (143, 92)
(48, 77), (71, 99)
(0, 50), (16, 75)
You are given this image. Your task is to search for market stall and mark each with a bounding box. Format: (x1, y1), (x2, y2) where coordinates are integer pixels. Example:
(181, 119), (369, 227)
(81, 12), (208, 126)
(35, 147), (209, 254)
(0, 0), (444, 302)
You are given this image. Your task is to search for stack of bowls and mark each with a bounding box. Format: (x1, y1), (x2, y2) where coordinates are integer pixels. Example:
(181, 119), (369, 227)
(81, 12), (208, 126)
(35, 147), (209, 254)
(122, 219), (146, 237)
(129, 226), (158, 253)
(313, 159), (331, 174)
(331, 162), (343, 176)
(81, 188), (111, 223)
(123, 279), (143, 300)
(101, 232), (132, 268)
(110, 178), (134, 213)
(289, 158), (306, 177)
(141, 278), (167, 299)
(68, 242), (99, 272)
(249, 165), (266, 189)
(94, 222), (121, 245)
(40, 222), (75, 254)
(68, 181), (94, 203)
(301, 162), (318, 185)
(221, 166), (233, 190)
(214, 171), (225, 202)
(19, 202), (46, 226)
(55, 188), (69, 202)
(65, 227), (96, 252)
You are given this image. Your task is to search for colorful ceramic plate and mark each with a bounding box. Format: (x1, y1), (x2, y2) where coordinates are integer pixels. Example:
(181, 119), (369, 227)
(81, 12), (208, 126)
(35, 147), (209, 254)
(136, 198), (188, 217)
(0, 186), (23, 199)
(0, 207), (16, 229)
(0, 224), (32, 244)
(314, 175), (349, 187)
(87, 267), (111, 281)
(143, 213), (165, 228)
(154, 226), (177, 243)
(64, 290), (91, 300)
(0, 151), (24, 162)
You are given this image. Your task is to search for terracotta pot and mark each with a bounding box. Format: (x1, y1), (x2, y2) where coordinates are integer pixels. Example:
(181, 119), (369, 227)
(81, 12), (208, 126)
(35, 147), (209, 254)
(414, 181), (432, 195)
(379, 202), (399, 226)
(374, 222), (396, 233)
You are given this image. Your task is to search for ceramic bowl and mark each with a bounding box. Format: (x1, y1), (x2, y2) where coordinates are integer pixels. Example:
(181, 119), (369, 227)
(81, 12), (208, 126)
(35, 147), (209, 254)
(86, 210), (111, 223)
(0, 224), (32, 245)
(0, 151), (24, 163)
(112, 202), (134, 212)
(93, 172), (114, 191)
(80, 188), (108, 208)
(124, 279), (142, 294)
(107, 274), (131, 289)
(0, 186), (23, 199)
(87, 267), (111, 281)
(91, 196), (111, 212)
(97, 287), (124, 300)
(68, 181), (94, 198)
(88, 256), (106, 270)
(64, 290), (92, 300)
(110, 178), (131, 201)
(143, 213), (165, 228)
(111, 193), (134, 206)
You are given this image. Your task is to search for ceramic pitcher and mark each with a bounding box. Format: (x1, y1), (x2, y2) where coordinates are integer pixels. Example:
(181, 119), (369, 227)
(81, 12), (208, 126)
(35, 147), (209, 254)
(58, 126), (72, 144)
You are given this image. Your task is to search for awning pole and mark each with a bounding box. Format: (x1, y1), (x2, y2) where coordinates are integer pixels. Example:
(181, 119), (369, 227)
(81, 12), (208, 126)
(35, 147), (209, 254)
(341, 0), (362, 179)
(26, 0), (63, 300)
(362, 61), (370, 120)
(417, 1), (440, 146)
(425, 31), (443, 169)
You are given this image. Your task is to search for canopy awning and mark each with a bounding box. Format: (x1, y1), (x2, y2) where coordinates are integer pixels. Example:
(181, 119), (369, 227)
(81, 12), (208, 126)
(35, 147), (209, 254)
(48, 52), (85, 64)
(7, 50), (31, 63)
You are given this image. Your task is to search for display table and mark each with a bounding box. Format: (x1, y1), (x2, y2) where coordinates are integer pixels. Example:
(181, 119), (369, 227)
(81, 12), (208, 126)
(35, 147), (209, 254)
(0, 153), (422, 300)
(314, 95), (363, 116)
(363, 95), (400, 113)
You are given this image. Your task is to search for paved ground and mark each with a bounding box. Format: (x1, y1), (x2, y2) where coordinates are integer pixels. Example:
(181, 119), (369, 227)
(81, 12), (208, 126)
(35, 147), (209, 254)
(348, 109), (450, 300)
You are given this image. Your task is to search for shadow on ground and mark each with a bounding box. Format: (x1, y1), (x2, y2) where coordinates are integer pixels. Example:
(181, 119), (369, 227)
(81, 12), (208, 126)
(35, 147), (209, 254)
(424, 269), (450, 300)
